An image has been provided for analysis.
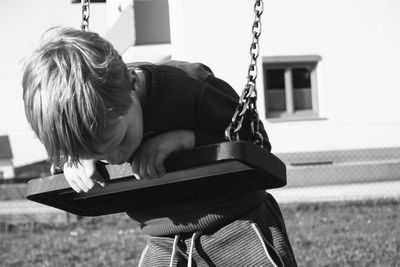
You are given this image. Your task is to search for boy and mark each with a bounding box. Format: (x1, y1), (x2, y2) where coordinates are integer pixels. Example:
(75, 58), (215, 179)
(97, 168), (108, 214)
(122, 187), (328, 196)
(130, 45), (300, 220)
(22, 27), (297, 266)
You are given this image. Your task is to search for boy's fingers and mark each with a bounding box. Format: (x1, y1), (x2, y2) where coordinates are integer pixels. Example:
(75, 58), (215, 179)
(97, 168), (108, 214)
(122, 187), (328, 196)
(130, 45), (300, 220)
(63, 159), (104, 192)
(139, 153), (151, 179)
(90, 170), (106, 187)
(155, 163), (166, 177)
(130, 157), (141, 180)
(69, 180), (82, 193)
(73, 177), (90, 193)
(80, 175), (95, 190)
(146, 162), (159, 179)
(50, 164), (63, 175)
(81, 161), (106, 188)
(63, 168), (82, 192)
(93, 178), (106, 187)
(146, 150), (160, 178)
(132, 172), (141, 180)
(154, 151), (167, 177)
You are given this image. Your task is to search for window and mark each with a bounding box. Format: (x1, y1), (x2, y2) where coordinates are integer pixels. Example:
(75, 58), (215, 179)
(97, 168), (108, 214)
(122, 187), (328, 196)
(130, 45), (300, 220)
(263, 55), (321, 120)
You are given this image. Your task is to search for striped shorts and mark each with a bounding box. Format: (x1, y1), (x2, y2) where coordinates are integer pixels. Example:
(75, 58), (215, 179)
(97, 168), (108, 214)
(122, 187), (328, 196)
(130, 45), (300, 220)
(138, 193), (297, 267)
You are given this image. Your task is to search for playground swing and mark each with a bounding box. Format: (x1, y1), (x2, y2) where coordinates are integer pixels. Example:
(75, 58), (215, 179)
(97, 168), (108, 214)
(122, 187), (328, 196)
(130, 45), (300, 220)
(26, 0), (287, 217)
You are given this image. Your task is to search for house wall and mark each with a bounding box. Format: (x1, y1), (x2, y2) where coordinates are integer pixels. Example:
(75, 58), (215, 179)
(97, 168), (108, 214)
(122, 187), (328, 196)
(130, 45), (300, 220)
(167, 0), (400, 153)
(0, 159), (15, 179)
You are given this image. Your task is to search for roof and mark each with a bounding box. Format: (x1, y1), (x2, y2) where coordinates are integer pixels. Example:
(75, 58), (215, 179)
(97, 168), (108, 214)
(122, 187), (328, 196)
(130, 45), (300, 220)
(15, 160), (51, 179)
(0, 135), (13, 159)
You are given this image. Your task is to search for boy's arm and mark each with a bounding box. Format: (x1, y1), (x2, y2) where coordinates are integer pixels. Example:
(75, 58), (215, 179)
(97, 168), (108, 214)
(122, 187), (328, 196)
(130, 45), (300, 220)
(131, 130), (194, 179)
(62, 130), (194, 191)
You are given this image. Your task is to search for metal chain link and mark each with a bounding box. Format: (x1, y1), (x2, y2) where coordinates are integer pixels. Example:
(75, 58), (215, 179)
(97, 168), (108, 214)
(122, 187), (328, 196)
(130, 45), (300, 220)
(81, 0), (90, 31)
(225, 0), (264, 147)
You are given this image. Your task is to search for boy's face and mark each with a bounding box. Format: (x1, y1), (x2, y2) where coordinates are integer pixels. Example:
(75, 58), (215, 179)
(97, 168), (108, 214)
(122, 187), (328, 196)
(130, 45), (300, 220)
(88, 92), (143, 164)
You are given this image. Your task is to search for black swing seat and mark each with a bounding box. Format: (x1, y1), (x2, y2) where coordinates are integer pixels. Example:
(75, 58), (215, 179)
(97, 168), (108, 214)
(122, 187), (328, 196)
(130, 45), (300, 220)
(26, 141), (286, 216)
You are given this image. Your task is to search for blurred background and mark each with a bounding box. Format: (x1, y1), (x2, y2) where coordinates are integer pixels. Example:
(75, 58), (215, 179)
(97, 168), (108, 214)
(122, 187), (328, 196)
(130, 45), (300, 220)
(0, 0), (399, 266)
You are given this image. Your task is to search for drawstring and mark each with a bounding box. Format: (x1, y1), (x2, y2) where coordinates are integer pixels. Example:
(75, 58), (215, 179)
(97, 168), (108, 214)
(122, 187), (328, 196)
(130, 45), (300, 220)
(169, 231), (202, 267)
(251, 223), (285, 267)
(187, 231), (202, 267)
(138, 243), (149, 267)
(169, 234), (180, 267)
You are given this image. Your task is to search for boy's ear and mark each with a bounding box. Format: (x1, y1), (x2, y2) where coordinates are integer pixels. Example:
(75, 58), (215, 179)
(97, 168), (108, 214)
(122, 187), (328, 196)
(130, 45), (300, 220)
(130, 70), (146, 103)
(132, 78), (140, 92)
(129, 70), (140, 92)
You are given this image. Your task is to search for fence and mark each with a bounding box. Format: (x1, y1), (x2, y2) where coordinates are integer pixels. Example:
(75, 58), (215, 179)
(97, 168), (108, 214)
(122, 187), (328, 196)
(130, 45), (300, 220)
(1, 126), (400, 205)
(0, 183), (28, 201)
(277, 146), (400, 188)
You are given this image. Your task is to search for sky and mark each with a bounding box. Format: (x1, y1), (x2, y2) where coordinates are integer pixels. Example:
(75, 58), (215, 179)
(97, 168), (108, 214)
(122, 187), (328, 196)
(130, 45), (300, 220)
(0, 0), (107, 166)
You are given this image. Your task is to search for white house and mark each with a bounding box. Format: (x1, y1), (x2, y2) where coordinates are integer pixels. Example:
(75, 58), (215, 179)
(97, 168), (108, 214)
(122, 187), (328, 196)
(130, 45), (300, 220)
(100, 0), (400, 186)
(0, 135), (15, 179)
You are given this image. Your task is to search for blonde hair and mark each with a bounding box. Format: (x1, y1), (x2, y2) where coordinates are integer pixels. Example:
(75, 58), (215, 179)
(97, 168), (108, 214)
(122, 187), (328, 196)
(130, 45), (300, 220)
(22, 27), (133, 167)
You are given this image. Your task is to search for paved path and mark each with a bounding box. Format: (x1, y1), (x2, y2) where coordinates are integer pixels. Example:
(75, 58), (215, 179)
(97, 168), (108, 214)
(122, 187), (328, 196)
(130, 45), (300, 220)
(0, 199), (63, 215)
(1, 180), (400, 215)
(269, 180), (400, 204)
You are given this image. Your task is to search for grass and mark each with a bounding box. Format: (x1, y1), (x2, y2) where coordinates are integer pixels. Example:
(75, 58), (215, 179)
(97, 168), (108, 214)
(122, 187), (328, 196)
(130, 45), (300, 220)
(1, 199), (399, 267)
(1, 215), (148, 267)
(284, 199), (400, 267)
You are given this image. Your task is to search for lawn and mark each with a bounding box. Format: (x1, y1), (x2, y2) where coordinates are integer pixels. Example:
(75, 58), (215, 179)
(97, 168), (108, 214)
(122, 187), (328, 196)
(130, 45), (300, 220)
(284, 199), (400, 266)
(1, 198), (399, 266)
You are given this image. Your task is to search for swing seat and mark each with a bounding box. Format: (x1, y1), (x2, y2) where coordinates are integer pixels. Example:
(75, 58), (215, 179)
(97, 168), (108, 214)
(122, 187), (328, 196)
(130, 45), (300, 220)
(26, 141), (286, 216)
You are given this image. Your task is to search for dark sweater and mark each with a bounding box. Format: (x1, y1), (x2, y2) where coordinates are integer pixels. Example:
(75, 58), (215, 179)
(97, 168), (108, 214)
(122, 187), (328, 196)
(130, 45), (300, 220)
(126, 61), (272, 236)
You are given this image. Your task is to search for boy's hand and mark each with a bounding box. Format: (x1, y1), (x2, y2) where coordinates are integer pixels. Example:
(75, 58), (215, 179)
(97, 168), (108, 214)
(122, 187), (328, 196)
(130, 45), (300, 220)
(131, 130), (195, 179)
(63, 159), (106, 193)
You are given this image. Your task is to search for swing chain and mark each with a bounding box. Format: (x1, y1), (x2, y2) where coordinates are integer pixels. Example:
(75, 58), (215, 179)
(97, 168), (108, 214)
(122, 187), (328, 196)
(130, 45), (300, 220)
(81, 0), (90, 31)
(225, 0), (264, 147)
